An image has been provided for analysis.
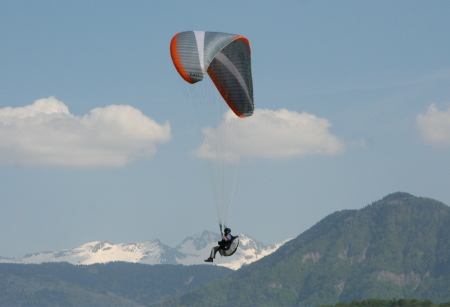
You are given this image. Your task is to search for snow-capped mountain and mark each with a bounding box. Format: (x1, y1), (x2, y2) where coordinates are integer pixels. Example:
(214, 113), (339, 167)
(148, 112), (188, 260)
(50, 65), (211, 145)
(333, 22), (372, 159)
(174, 231), (289, 269)
(0, 231), (290, 270)
(2, 240), (184, 266)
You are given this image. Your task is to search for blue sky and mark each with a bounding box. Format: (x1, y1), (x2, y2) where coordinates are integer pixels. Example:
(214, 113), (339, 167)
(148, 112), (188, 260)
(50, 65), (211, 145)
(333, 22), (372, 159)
(1, 1), (450, 258)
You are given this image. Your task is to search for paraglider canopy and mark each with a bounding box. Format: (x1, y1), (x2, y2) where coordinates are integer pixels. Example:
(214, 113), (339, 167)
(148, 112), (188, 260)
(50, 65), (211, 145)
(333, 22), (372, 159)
(170, 31), (254, 118)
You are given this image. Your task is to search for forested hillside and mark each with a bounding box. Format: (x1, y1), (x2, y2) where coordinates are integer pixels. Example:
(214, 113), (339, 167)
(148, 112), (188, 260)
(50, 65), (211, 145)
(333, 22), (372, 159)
(0, 262), (232, 306)
(162, 192), (450, 306)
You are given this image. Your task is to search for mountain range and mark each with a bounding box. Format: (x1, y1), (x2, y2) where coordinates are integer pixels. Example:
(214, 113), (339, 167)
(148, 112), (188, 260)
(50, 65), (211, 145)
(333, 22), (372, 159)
(1, 192), (449, 307)
(0, 231), (288, 270)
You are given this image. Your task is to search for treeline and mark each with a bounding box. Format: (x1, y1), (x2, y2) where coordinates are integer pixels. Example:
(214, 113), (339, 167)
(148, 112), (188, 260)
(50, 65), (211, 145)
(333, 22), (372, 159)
(322, 298), (450, 307)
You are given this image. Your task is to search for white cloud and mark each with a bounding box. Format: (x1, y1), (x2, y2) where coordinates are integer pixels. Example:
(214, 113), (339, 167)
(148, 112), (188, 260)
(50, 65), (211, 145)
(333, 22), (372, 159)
(195, 108), (345, 161)
(417, 103), (450, 147)
(0, 97), (171, 168)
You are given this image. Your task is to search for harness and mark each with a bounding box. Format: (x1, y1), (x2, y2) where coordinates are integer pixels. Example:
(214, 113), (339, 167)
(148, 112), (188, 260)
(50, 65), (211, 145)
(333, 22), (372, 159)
(218, 236), (239, 257)
(218, 224), (239, 257)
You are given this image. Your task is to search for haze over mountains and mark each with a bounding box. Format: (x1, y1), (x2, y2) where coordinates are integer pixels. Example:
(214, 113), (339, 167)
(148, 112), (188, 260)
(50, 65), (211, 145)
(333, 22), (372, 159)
(0, 231), (288, 270)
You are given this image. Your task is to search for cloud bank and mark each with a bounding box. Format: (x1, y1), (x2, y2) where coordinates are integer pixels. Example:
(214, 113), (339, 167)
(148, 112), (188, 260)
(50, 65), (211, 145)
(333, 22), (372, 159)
(0, 97), (171, 167)
(195, 108), (345, 161)
(417, 103), (450, 147)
